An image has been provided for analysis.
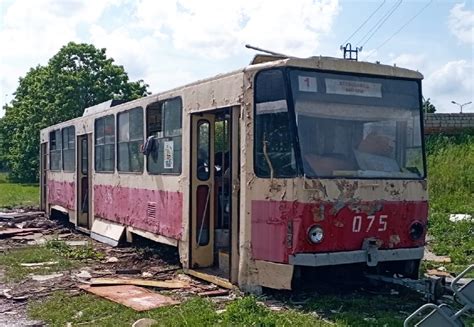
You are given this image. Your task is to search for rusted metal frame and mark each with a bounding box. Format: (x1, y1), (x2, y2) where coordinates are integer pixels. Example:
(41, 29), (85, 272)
(289, 246), (424, 267)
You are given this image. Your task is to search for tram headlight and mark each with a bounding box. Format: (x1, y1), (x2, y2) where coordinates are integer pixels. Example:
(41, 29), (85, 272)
(409, 221), (424, 240)
(308, 225), (324, 244)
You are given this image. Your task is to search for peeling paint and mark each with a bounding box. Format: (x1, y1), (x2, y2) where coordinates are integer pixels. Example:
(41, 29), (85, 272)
(47, 179), (75, 210)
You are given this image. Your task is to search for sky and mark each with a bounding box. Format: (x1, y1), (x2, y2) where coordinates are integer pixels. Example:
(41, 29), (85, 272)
(0, 0), (473, 117)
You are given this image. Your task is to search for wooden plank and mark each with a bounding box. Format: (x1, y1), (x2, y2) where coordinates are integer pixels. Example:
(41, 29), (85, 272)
(198, 289), (229, 297)
(80, 285), (179, 311)
(0, 228), (43, 237)
(89, 277), (189, 289)
(185, 269), (234, 290)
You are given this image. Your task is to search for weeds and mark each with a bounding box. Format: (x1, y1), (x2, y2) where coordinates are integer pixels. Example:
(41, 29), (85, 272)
(0, 240), (103, 281)
(29, 293), (328, 327)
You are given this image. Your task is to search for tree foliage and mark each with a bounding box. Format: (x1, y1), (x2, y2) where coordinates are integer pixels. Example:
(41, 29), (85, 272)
(422, 97), (436, 114)
(0, 42), (149, 182)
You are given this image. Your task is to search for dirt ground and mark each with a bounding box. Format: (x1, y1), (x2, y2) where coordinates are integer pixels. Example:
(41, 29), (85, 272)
(0, 209), (472, 326)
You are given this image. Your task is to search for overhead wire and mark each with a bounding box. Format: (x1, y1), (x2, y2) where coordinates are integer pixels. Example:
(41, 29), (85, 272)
(341, 0), (386, 45)
(374, 0), (433, 50)
(357, 0), (403, 48)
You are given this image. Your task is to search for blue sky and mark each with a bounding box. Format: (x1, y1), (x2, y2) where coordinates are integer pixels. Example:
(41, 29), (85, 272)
(0, 0), (472, 116)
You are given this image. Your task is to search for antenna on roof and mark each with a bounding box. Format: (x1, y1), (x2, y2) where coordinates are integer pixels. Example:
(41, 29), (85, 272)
(245, 44), (291, 58)
(340, 43), (361, 61)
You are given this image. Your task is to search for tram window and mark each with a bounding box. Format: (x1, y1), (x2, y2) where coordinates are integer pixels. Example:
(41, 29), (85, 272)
(146, 98), (182, 175)
(62, 126), (75, 172)
(197, 120), (210, 180)
(254, 69), (297, 178)
(118, 107), (144, 172)
(94, 115), (115, 172)
(49, 129), (62, 171)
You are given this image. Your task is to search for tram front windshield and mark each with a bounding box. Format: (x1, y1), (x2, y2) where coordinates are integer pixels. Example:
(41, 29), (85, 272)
(289, 69), (425, 179)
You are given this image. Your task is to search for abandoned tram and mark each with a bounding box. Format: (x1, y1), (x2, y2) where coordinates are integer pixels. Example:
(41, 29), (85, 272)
(40, 55), (427, 292)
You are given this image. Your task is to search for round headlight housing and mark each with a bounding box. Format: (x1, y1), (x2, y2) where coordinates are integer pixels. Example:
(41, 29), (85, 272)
(409, 221), (424, 240)
(308, 225), (324, 244)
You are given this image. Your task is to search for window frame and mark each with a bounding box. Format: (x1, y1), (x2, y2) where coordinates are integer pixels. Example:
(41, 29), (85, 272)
(253, 67), (427, 180)
(49, 129), (62, 171)
(61, 125), (76, 172)
(145, 97), (183, 175)
(94, 114), (116, 173)
(117, 107), (144, 174)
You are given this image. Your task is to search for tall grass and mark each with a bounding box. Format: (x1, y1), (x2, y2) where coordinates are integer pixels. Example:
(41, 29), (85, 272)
(0, 172), (39, 208)
(426, 134), (474, 265)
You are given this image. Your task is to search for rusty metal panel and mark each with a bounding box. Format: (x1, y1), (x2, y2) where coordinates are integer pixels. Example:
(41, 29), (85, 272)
(93, 184), (183, 240)
(80, 285), (179, 311)
(251, 199), (428, 264)
(47, 179), (75, 211)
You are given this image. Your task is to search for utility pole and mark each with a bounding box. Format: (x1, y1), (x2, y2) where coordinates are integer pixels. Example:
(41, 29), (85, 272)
(451, 101), (472, 114)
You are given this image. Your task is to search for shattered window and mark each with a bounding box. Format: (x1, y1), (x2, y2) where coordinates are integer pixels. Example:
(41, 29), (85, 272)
(118, 107), (144, 172)
(62, 126), (75, 172)
(49, 129), (62, 171)
(95, 115), (115, 172)
(254, 69), (297, 178)
(146, 98), (182, 175)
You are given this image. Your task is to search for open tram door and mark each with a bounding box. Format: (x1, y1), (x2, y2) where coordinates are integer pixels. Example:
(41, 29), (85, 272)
(76, 134), (92, 230)
(189, 107), (240, 286)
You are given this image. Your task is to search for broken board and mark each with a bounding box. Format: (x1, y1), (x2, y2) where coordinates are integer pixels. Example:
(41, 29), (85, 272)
(0, 228), (43, 237)
(80, 285), (179, 311)
(90, 277), (190, 289)
(90, 218), (125, 247)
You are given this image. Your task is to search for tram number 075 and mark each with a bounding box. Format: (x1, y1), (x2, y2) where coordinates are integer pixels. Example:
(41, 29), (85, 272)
(352, 215), (388, 233)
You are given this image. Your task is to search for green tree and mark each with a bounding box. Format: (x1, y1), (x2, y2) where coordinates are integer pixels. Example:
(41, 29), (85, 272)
(422, 97), (436, 113)
(0, 42), (149, 182)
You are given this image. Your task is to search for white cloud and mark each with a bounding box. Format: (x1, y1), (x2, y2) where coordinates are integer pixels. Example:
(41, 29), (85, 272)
(448, 2), (474, 44)
(424, 60), (473, 112)
(135, 0), (340, 58)
(389, 53), (426, 72)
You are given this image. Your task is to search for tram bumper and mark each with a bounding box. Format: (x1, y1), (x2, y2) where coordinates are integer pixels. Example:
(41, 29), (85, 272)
(289, 246), (424, 267)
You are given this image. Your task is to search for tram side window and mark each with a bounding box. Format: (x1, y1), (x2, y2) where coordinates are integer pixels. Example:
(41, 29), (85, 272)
(118, 107), (144, 172)
(49, 129), (62, 171)
(146, 98), (182, 174)
(95, 115), (115, 172)
(254, 69), (296, 177)
(62, 126), (75, 172)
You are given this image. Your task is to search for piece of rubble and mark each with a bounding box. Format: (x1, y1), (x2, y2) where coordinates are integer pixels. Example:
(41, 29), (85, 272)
(198, 289), (229, 297)
(116, 269), (141, 275)
(105, 256), (119, 263)
(426, 269), (452, 278)
(31, 273), (63, 281)
(20, 261), (58, 267)
(89, 277), (190, 289)
(449, 214), (473, 223)
(142, 272), (153, 278)
(80, 285), (179, 311)
(65, 240), (89, 247)
(0, 228), (43, 237)
(132, 318), (158, 327)
(75, 270), (92, 279)
(423, 249), (451, 263)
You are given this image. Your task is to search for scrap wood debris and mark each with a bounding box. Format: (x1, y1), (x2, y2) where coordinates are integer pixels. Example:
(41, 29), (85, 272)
(79, 284), (180, 311)
(88, 277), (190, 289)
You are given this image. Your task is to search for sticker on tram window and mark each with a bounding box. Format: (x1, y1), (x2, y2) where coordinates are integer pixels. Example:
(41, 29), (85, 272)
(325, 79), (382, 98)
(298, 76), (317, 92)
(164, 140), (174, 169)
(256, 100), (288, 115)
(352, 214), (388, 232)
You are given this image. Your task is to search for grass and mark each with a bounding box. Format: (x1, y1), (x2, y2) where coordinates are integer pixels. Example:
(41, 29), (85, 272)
(0, 239), (103, 281)
(304, 291), (425, 326)
(425, 134), (474, 268)
(0, 172), (39, 208)
(29, 293), (329, 327)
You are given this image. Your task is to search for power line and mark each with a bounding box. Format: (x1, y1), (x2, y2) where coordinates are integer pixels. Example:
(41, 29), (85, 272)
(357, 0), (403, 48)
(374, 0), (433, 50)
(342, 0), (386, 45)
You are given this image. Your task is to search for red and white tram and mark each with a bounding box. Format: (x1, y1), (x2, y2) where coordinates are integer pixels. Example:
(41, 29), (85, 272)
(40, 55), (427, 291)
